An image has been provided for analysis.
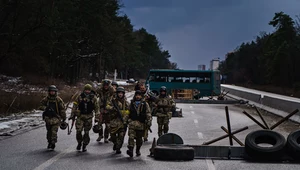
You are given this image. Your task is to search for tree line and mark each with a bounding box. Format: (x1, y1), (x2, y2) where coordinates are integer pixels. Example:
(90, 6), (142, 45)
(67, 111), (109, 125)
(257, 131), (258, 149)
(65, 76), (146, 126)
(0, 0), (177, 84)
(219, 12), (300, 89)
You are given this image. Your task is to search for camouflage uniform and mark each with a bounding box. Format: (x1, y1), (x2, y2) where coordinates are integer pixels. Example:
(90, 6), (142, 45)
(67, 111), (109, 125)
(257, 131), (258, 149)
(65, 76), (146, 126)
(95, 79), (115, 143)
(107, 86), (129, 154)
(140, 85), (155, 142)
(155, 86), (175, 137)
(71, 84), (99, 151)
(126, 90), (152, 157)
(39, 85), (66, 150)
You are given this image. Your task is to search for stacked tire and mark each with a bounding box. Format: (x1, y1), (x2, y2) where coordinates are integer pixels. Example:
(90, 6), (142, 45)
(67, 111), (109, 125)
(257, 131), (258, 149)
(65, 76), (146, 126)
(245, 129), (300, 161)
(286, 130), (300, 161)
(245, 130), (286, 161)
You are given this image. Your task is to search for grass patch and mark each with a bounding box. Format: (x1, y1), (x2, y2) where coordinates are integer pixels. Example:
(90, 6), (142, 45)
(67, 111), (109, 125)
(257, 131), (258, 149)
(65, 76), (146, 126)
(0, 87), (80, 117)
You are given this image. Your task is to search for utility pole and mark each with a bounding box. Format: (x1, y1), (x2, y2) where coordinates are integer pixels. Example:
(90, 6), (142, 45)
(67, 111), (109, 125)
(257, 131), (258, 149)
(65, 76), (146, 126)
(114, 69), (117, 81)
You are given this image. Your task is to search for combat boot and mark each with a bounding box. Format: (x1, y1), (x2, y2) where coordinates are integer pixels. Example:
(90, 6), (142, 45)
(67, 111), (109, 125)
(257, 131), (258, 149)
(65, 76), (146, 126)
(96, 135), (103, 142)
(50, 143), (55, 150)
(144, 138), (148, 142)
(113, 144), (116, 151)
(116, 149), (121, 154)
(104, 138), (109, 143)
(126, 147), (133, 157)
(82, 144), (87, 152)
(136, 146), (141, 156)
(47, 143), (51, 149)
(76, 142), (82, 151)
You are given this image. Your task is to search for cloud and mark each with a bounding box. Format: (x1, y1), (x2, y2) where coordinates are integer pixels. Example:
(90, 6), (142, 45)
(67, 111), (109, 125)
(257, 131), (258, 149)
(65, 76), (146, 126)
(122, 0), (300, 69)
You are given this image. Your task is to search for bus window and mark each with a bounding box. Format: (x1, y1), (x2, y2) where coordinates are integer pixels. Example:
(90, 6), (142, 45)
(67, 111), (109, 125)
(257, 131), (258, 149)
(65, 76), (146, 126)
(199, 77), (204, 83)
(149, 75), (155, 82)
(160, 76), (167, 82)
(183, 77), (190, 83)
(191, 77), (197, 83)
(168, 76), (174, 82)
(205, 77), (210, 83)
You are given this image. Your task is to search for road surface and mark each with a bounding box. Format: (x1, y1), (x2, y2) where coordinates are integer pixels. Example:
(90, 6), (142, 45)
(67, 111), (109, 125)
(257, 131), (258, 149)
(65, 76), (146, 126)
(0, 102), (299, 170)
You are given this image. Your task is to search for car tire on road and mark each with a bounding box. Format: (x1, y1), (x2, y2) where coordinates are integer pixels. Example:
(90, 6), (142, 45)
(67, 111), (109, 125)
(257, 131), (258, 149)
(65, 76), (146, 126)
(153, 145), (195, 161)
(245, 130), (286, 160)
(157, 133), (184, 145)
(286, 129), (300, 160)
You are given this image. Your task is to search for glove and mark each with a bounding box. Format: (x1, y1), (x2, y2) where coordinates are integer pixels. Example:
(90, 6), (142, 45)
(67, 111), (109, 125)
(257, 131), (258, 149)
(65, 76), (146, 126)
(106, 105), (112, 110)
(147, 121), (152, 127)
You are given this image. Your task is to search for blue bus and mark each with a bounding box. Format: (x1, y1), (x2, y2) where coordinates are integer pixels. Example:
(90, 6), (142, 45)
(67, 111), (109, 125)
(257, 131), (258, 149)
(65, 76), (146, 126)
(145, 69), (221, 99)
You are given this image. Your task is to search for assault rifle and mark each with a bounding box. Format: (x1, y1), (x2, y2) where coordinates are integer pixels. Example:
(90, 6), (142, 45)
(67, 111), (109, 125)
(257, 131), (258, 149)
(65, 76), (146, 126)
(67, 91), (80, 135)
(111, 99), (124, 123)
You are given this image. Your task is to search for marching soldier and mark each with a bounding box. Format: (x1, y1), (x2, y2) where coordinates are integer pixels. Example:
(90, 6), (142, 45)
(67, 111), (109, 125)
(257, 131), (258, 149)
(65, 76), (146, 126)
(39, 85), (66, 150)
(155, 86), (175, 137)
(139, 84), (155, 142)
(96, 79), (114, 143)
(111, 81), (118, 98)
(126, 90), (152, 157)
(70, 84), (99, 152)
(107, 86), (129, 154)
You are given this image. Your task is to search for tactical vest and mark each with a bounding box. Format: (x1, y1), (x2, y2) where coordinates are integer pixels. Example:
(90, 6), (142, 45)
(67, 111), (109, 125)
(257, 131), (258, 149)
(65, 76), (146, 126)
(129, 101), (147, 123)
(157, 96), (172, 113)
(78, 93), (95, 114)
(44, 98), (58, 118)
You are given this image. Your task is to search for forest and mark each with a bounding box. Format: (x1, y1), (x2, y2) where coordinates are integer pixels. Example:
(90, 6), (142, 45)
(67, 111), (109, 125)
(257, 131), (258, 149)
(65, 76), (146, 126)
(220, 12), (300, 92)
(0, 0), (177, 84)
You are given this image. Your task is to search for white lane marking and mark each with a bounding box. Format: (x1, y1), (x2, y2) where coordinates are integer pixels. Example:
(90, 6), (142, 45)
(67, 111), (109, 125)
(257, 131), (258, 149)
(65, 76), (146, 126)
(206, 159), (216, 170)
(194, 119), (198, 124)
(197, 132), (203, 139)
(191, 111), (195, 114)
(189, 106), (193, 108)
(33, 145), (75, 170)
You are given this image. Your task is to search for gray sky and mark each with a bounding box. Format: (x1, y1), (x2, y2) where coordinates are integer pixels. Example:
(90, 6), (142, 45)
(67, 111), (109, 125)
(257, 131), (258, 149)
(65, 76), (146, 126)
(121, 0), (300, 69)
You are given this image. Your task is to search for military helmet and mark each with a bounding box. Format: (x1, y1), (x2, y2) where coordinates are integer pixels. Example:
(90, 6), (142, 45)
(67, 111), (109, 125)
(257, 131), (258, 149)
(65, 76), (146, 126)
(102, 79), (111, 85)
(92, 124), (101, 133)
(84, 84), (92, 91)
(135, 90), (142, 96)
(112, 81), (118, 87)
(116, 86), (125, 93)
(160, 86), (167, 92)
(48, 85), (58, 92)
(60, 122), (68, 130)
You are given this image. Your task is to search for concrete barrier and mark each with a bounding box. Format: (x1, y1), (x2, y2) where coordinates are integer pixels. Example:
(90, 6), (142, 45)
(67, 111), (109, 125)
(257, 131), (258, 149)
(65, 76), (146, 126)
(221, 84), (300, 123)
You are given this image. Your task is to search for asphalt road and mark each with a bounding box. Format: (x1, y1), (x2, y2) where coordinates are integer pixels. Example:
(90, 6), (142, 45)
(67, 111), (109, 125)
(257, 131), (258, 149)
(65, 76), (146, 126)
(1, 102), (300, 170)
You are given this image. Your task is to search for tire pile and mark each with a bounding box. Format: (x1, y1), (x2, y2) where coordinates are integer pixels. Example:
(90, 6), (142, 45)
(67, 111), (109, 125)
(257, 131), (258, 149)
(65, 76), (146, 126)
(245, 129), (300, 161)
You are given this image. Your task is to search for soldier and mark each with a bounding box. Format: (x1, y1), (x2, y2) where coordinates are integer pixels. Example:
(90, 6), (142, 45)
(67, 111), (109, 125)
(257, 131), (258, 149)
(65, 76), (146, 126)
(111, 81), (118, 90)
(155, 86), (175, 137)
(111, 81), (118, 98)
(126, 90), (152, 157)
(39, 85), (66, 150)
(134, 81), (140, 91)
(70, 84), (99, 152)
(96, 79), (114, 143)
(139, 84), (155, 142)
(107, 86), (129, 154)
